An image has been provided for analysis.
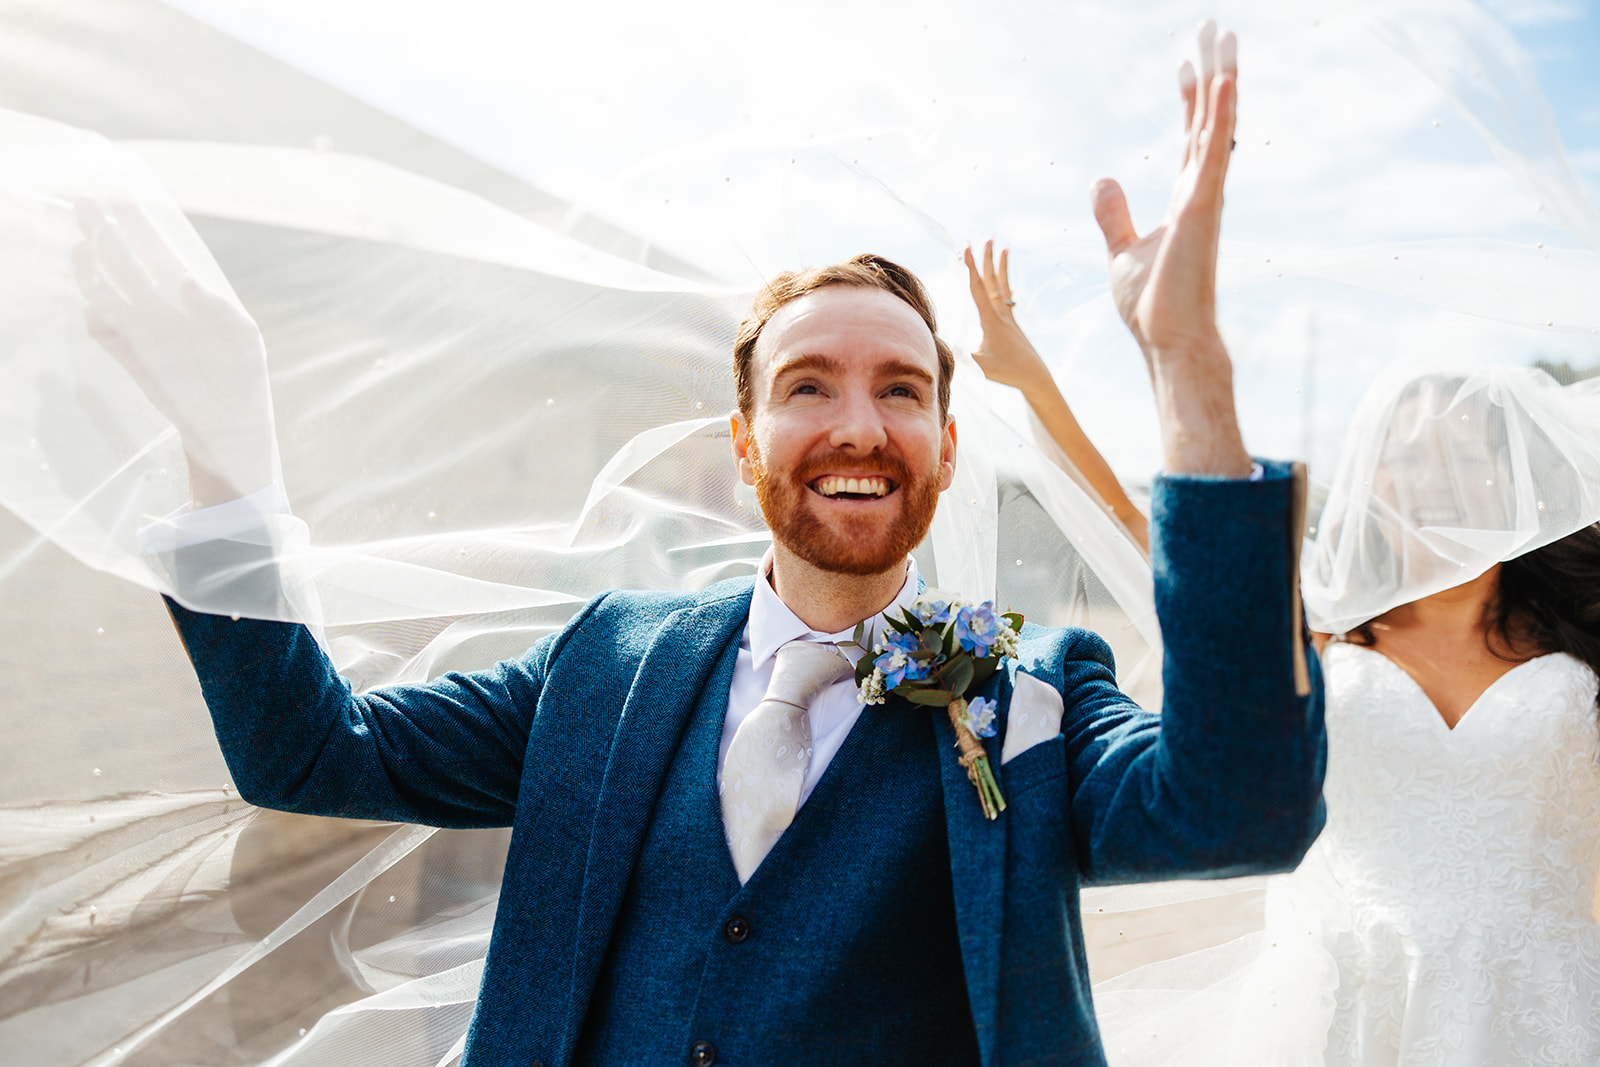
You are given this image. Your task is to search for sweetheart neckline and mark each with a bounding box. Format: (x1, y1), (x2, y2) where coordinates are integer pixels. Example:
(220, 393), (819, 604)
(1333, 643), (1560, 734)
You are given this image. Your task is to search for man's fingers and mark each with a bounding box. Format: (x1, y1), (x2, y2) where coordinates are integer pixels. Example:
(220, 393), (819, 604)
(997, 248), (1013, 306)
(1091, 179), (1138, 256)
(71, 198), (140, 306)
(1179, 59), (1197, 136)
(108, 198), (191, 292)
(1216, 28), (1238, 81)
(1197, 73), (1237, 200)
(1196, 20), (1217, 83)
(982, 239), (999, 294)
(91, 219), (156, 305)
(73, 197), (107, 241)
(1194, 20), (1216, 131)
(70, 242), (119, 308)
(83, 307), (142, 372)
(1206, 31), (1239, 189)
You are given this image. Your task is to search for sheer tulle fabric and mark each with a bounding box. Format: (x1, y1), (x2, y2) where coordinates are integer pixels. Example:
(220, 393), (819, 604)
(1304, 366), (1600, 636)
(2, 1), (1598, 1065)
(0, 104), (1154, 1067)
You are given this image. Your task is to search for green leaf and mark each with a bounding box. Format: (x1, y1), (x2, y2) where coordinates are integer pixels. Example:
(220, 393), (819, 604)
(856, 657), (875, 685)
(969, 658), (998, 687)
(1003, 611), (1025, 632)
(852, 621), (866, 649)
(942, 655), (974, 696)
(904, 688), (953, 706)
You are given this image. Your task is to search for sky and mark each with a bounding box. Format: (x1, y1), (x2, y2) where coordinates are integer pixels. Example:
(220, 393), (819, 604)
(1481, 0), (1600, 166)
(161, 0), (1600, 485)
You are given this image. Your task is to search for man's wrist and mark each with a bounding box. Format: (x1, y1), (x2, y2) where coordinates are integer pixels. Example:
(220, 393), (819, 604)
(1147, 337), (1253, 478)
(183, 444), (275, 510)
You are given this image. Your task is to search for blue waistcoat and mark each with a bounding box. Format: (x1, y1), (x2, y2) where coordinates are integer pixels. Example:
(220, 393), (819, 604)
(573, 633), (978, 1065)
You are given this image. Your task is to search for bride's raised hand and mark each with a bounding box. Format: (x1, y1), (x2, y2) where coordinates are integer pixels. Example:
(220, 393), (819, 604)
(1091, 20), (1250, 476)
(962, 238), (1151, 551)
(964, 240), (1052, 393)
(72, 197), (277, 505)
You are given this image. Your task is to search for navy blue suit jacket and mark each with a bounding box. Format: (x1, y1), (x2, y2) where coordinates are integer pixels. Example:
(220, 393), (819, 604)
(166, 462), (1325, 1066)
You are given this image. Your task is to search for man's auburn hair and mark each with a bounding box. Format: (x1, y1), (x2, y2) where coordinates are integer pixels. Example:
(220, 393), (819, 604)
(733, 253), (956, 421)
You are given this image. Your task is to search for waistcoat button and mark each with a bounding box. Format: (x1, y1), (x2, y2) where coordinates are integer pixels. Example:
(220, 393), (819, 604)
(689, 1039), (717, 1065)
(723, 915), (751, 944)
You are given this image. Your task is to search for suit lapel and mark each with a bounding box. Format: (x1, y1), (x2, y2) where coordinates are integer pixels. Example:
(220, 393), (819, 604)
(938, 671), (1010, 1067)
(563, 585), (751, 1036)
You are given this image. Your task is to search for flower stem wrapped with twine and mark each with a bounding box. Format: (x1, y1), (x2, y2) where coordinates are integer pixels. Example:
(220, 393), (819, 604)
(948, 696), (1006, 820)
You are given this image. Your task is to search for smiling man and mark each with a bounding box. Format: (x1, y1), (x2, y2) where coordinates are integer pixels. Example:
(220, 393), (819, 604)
(733, 262), (956, 622)
(80, 22), (1324, 1067)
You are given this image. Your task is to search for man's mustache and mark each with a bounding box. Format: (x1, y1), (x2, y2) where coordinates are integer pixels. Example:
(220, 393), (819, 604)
(789, 452), (914, 486)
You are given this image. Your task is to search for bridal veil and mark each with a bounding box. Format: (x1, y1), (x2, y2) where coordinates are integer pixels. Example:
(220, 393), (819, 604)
(1, 1), (1598, 1064)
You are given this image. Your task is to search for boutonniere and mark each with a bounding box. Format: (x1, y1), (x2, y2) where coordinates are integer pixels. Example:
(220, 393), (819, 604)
(851, 593), (1023, 820)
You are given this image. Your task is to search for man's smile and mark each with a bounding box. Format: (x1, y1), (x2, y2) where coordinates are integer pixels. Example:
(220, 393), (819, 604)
(809, 474), (896, 500)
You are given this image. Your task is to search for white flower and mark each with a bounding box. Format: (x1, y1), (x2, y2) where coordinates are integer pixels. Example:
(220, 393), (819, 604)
(858, 669), (888, 706)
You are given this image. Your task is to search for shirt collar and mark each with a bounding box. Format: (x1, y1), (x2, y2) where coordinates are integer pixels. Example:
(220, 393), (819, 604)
(747, 550), (920, 668)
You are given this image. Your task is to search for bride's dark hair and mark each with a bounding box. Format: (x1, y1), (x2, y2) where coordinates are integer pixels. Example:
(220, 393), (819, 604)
(1493, 523), (1600, 711)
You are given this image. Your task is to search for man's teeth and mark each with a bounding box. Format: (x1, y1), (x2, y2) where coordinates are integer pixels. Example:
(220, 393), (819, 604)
(816, 475), (890, 498)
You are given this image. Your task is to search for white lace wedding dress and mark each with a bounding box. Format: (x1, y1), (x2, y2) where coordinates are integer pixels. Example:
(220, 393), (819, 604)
(1302, 640), (1600, 1065)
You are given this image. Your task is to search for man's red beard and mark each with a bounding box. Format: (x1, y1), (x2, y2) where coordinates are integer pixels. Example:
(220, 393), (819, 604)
(748, 443), (943, 576)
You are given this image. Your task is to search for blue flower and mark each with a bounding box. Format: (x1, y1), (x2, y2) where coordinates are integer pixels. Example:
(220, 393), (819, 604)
(874, 629), (930, 689)
(962, 696), (998, 739)
(954, 603), (1001, 658)
(915, 598), (953, 625)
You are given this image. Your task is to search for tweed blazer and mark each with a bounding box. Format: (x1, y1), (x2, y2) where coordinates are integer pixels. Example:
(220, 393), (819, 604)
(166, 461), (1325, 1066)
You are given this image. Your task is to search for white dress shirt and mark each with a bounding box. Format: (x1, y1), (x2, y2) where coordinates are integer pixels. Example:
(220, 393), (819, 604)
(719, 550), (919, 810)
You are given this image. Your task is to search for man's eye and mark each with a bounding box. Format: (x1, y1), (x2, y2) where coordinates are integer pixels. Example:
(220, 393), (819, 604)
(794, 383), (820, 395)
(886, 385), (917, 399)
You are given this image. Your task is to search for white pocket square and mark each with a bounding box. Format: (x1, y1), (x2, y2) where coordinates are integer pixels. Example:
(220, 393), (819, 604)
(1000, 670), (1064, 765)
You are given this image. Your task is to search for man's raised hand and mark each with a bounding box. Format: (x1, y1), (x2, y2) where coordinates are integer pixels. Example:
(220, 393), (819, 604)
(1092, 20), (1251, 477)
(72, 198), (277, 506)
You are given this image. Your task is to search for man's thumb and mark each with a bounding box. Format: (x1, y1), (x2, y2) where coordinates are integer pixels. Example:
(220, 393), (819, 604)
(1091, 179), (1138, 255)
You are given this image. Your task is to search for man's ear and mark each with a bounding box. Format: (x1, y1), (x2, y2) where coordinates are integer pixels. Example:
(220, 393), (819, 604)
(938, 414), (957, 492)
(731, 410), (758, 487)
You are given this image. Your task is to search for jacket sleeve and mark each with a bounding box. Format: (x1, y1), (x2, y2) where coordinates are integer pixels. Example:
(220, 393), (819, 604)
(1060, 459), (1326, 884)
(164, 592), (596, 829)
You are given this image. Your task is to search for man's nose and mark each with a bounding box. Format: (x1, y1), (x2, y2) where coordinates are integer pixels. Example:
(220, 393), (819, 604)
(827, 392), (889, 453)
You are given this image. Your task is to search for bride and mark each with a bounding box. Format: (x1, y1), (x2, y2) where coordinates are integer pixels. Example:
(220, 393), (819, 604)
(971, 240), (1600, 1062)
(1297, 370), (1600, 1065)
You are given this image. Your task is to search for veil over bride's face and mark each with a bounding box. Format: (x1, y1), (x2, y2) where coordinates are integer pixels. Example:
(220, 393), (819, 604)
(733, 285), (956, 577)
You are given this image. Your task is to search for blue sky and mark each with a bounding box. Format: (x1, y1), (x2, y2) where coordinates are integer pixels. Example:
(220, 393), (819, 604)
(1490, 0), (1600, 149)
(1488, 0), (1600, 207)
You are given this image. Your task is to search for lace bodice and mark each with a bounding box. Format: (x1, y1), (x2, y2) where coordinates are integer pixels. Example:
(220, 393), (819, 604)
(1311, 642), (1600, 1065)
(1320, 643), (1600, 929)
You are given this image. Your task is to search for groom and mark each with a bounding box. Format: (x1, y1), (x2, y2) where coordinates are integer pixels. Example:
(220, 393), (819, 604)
(87, 23), (1323, 1067)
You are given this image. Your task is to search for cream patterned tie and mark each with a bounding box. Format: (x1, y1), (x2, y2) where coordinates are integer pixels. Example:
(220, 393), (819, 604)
(720, 639), (853, 883)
